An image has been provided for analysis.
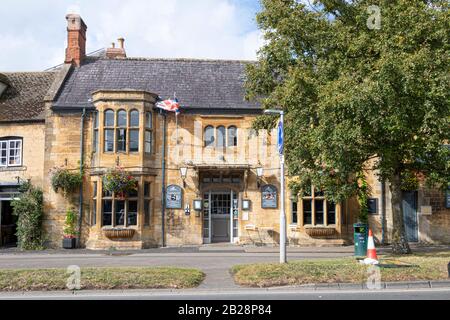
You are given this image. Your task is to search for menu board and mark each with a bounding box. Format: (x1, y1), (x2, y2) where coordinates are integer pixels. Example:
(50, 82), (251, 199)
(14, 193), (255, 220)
(446, 188), (450, 209)
(261, 185), (278, 209)
(166, 185), (183, 209)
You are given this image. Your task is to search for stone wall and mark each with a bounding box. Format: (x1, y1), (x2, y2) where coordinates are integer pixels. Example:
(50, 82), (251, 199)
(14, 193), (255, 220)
(418, 187), (450, 244)
(0, 122), (46, 188)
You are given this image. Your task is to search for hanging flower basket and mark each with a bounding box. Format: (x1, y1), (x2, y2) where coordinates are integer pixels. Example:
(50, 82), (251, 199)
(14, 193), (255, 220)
(103, 167), (138, 197)
(50, 166), (83, 197)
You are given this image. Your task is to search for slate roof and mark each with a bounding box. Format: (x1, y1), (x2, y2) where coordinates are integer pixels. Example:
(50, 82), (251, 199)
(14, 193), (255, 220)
(0, 72), (56, 122)
(53, 57), (260, 111)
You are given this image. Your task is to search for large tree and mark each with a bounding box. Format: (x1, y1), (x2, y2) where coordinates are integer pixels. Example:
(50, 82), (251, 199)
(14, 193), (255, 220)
(246, 0), (449, 254)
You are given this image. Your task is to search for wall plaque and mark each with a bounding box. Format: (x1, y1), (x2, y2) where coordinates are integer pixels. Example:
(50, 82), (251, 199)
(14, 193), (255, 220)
(166, 185), (183, 209)
(261, 185), (278, 209)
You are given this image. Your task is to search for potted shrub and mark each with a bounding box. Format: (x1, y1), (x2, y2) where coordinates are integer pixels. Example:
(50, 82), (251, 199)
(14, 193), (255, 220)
(103, 166), (138, 199)
(62, 208), (78, 249)
(50, 166), (83, 197)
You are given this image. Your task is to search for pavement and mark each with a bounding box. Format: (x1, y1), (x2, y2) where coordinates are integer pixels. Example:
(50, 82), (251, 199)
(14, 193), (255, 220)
(1, 287), (450, 300)
(0, 244), (449, 298)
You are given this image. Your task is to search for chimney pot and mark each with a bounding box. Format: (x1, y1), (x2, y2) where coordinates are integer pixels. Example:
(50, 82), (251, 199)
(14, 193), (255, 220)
(118, 38), (125, 49)
(64, 14), (87, 67)
(106, 37), (127, 59)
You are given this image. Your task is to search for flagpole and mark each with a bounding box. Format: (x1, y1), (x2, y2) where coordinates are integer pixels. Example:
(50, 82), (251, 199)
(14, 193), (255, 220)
(174, 92), (179, 147)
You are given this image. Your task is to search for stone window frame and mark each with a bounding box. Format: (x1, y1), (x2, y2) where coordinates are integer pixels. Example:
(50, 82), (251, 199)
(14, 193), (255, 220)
(102, 108), (142, 154)
(300, 186), (337, 227)
(203, 125), (238, 148)
(101, 183), (139, 228)
(0, 137), (23, 168)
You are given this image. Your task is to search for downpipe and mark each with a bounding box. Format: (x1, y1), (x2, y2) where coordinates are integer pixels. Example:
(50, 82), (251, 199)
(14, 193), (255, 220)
(77, 108), (87, 248)
(161, 110), (167, 247)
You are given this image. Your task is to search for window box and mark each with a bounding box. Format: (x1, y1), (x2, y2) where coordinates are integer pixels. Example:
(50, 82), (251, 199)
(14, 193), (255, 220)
(305, 226), (336, 238)
(103, 228), (136, 240)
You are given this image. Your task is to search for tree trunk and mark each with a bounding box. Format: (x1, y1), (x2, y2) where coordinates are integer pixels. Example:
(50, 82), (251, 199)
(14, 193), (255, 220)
(390, 172), (412, 255)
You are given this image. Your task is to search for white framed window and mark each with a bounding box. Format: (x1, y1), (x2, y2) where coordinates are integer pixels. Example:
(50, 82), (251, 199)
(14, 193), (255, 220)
(0, 138), (22, 167)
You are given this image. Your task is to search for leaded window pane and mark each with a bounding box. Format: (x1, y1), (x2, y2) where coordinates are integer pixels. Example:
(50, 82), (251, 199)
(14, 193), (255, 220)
(145, 130), (152, 153)
(228, 126), (237, 147)
(102, 200), (113, 226)
(117, 110), (127, 127)
(104, 129), (114, 152)
(130, 110), (139, 127)
(129, 129), (139, 152)
(303, 199), (312, 225)
(104, 110), (114, 127)
(217, 126), (225, 147)
(327, 201), (336, 225)
(145, 112), (152, 129)
(128, 201), (138, 226)
(115, 200), (126, 226)
(315, 199), (325, 225)
(116, 129), (127, 152)
(292, 201), (298, 224)
(204, 126), (214, 147)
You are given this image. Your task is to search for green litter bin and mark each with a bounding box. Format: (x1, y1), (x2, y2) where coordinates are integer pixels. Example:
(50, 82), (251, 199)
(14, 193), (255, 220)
(354, 223), (368, 257)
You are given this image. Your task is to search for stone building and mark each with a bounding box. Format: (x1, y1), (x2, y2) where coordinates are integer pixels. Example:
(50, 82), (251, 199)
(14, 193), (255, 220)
(1, 14), (449, 249)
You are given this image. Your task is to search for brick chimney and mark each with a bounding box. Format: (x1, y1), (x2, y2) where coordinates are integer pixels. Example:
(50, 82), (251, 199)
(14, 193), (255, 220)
(106, 38), (127, 59)
(65, 14), (87, 67)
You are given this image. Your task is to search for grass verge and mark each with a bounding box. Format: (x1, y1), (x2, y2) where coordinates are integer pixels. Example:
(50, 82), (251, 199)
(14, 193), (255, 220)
(231, 251), (450, 288)
(0, 267), (205, 291)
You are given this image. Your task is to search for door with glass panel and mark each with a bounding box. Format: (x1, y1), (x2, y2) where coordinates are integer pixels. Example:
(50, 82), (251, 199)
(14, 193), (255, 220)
(203, 190), (238, 244)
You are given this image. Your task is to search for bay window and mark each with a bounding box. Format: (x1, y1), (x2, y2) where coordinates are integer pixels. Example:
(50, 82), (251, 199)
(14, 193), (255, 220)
(102, 109), (148, 154)
(101, 184), (139, 227)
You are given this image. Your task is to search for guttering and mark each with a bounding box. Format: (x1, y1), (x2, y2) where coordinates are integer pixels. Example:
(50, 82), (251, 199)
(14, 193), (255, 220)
(0, 119), (45, 124)
(161, 110), (167, 248)
(51, 105), (96, 112)
(178, 107), (263, 115)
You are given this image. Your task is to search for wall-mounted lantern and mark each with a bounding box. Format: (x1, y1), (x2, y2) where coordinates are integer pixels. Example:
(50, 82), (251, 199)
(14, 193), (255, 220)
(180, 167), (188, 187)
(193, 200), (203, 211)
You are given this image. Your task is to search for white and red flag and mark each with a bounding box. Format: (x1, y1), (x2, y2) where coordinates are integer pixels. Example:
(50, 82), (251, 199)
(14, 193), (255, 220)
(156, 98), (180, 114)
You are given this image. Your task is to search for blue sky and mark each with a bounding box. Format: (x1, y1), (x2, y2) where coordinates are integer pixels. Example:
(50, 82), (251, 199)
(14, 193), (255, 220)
(0, 0), (262, 71)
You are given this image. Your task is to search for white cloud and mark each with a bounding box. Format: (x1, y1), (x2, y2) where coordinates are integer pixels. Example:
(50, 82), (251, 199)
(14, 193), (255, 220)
(0, 0), (262, 71)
